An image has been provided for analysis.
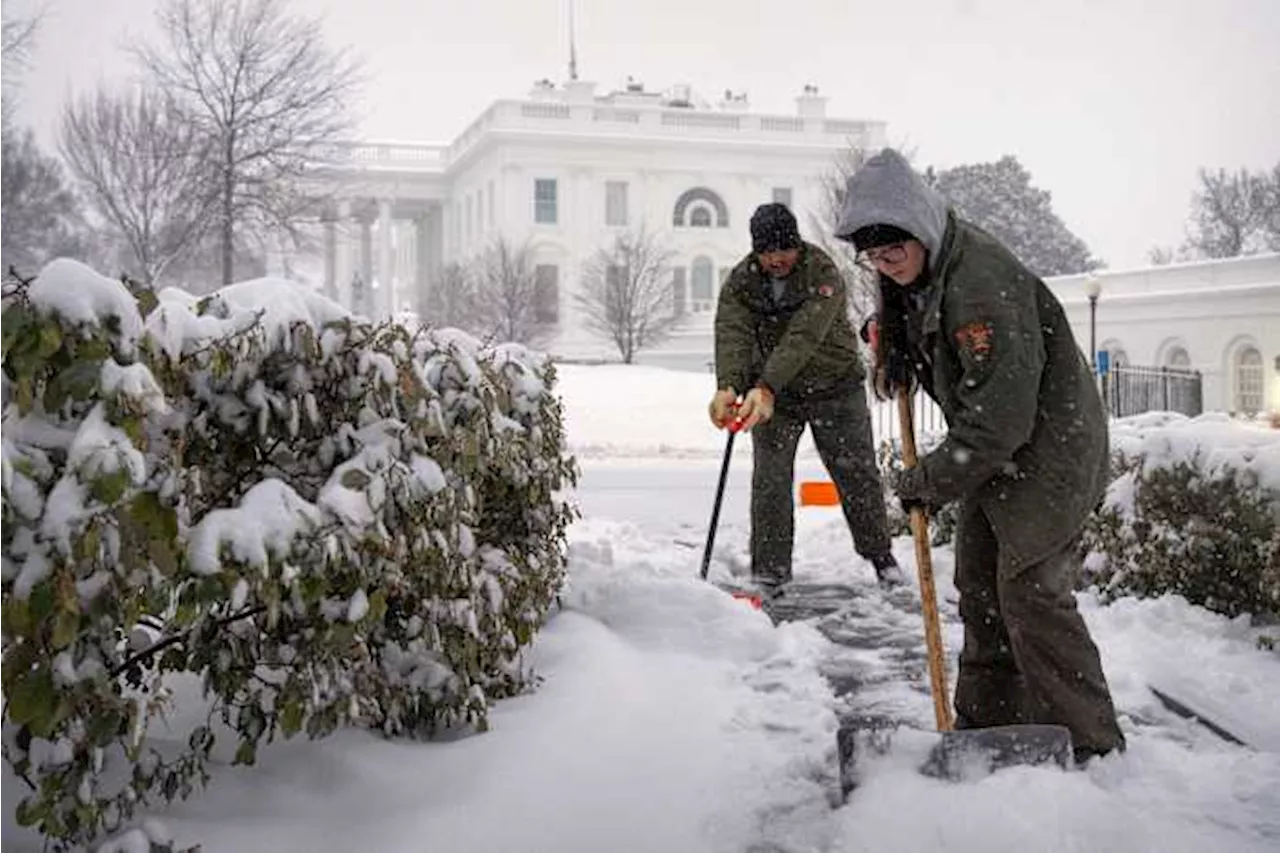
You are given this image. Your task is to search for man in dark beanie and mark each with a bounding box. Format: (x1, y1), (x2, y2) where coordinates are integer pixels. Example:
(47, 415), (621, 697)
(834, 148), (1126, 764)
(709, 202), (904, 596)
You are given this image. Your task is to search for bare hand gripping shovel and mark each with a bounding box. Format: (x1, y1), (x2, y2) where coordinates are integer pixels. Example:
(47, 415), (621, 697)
(836, 392), (1073, 797)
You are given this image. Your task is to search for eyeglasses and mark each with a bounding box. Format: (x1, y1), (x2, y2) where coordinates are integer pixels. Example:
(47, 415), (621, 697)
(857, 243), (908, 270)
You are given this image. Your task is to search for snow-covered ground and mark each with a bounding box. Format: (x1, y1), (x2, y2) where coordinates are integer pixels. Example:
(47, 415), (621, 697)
(4, 363), (1279, 852)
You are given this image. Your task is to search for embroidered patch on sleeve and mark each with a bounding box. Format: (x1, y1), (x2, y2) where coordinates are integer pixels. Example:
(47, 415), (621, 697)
(955, 321), (994, 361)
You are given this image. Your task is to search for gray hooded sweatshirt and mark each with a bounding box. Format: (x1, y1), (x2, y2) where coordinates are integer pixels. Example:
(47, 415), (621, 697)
(834, 148), (950, 270)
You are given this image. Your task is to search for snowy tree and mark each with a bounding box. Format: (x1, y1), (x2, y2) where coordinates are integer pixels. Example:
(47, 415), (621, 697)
(928, 155), (1101, 276)
(1147, 244), (1197, 266)
(132, 0), (362, 285)
(60, 85), (216, 285)
(1183, 164), (1279, 258)
(1, 129), (91, 273)
(575, 227), (679, 363)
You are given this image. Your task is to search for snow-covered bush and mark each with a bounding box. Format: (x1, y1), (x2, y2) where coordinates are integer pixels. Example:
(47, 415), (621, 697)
(1083, 413), (1280, 619)
(2, 260), (577, 850)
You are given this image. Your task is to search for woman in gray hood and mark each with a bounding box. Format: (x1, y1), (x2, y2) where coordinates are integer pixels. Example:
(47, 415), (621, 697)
(835, 148), (1126, 762)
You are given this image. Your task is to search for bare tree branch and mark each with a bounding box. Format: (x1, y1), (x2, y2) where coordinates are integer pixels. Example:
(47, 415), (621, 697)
(575, 226), (680, 364)
(473, 237), (548, 345)
(1184, 166), (1276, 259)
(131, 0), (363, 285)
(807, 145), (880, 327)
(1, 12), (40, 65)
(423, 260), (482, 332)
(60, 85), (217, 284)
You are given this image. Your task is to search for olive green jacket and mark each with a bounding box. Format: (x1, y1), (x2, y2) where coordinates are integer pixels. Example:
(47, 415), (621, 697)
(897, 214), (1109, 569)
(836, 148), (1109, 570)
(714, 242), (864, 403)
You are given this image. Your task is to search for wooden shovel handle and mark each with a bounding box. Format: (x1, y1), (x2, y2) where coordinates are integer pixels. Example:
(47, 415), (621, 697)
(897, 392), (955, 732)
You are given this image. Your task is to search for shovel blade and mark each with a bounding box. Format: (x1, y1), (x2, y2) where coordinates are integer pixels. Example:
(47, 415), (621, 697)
(836, 721), (1073, 799)
(922, 724), (1073, 780)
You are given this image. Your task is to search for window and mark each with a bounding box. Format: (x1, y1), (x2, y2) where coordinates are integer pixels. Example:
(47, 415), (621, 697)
(672, 187), (729, 228)
(534, 264), (559, 323)
(1165, 346), (1191, 368)
(1235, 346), (1263, 415)
(671, 267), (687, 316)
(689, 205), (713, 228)
(487, 181), (495, 227)
(465, 194), (473, 245)
(691, 256), (714, 311)
(772, 187), (793, 208)
(535, 179), (558, 224)
(605, 181), (629, 227)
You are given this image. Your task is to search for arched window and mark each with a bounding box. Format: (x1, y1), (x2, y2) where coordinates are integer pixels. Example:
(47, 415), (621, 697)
(1234, 346), (1263, 415)
(691, 256), (715, 312)
(688, 205), (713, 228)
(1165, 346), (1190, 368)
(672, 188), (729, 228)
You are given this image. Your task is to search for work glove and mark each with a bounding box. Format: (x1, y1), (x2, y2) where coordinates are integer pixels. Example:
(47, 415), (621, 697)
(734, 385), (775, 432)
(890, 465), (937, 518)
(708, 388), (739, 429)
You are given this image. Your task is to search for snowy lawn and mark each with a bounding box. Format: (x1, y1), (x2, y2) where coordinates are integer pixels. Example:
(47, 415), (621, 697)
(4, 363), (1279, 852)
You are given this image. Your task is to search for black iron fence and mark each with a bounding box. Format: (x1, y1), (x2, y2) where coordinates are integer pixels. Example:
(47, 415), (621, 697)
(1101, 366), (1203, 418)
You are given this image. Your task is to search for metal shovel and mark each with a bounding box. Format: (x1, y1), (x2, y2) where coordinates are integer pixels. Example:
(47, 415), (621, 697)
(837, 391), (1073, 795)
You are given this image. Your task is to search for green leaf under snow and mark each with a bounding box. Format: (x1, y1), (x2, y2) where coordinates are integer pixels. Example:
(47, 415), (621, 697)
(8, 667), (58, 736)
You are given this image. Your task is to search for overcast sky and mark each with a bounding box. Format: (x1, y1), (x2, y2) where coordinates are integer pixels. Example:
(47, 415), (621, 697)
(8, 0), (1279, 269)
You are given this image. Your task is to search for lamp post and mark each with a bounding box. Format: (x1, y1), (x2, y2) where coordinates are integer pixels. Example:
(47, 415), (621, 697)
(1084, 274), (1102, 373)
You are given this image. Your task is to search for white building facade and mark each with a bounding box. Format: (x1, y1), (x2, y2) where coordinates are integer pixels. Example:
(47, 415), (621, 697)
(1052, 253), (1280, 416)
(307, 78), (885, 356)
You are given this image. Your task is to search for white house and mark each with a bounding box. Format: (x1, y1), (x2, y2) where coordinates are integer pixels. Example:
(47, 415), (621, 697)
(302, 77), (1277, 418)
(305, 76), (884, 356)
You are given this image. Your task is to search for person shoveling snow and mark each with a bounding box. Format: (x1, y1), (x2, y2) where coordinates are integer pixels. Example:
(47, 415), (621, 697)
(833, 147), (1128, 772)
(707, 202), (906, 598)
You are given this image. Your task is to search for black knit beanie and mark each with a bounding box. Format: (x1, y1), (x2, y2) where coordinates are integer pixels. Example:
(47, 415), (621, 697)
(849, 223), (916, 253)
(750, 203), (801, 253)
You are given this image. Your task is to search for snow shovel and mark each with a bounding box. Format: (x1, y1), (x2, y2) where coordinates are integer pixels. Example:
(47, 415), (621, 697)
(700, 410), (762, 609)
(836, 391), (1073, 794)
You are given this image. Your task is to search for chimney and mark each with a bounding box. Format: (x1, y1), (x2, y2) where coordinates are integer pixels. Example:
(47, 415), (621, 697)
(717, 88), (749, 112)
(795, 83), (827, 118)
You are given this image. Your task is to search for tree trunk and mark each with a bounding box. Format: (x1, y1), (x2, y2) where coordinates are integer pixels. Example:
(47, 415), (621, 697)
(221, 138), (235, 285)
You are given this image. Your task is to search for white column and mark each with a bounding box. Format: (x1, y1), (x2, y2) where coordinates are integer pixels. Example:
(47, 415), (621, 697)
(322, 212), (337, 302)
(335, 198), (353, 311)
(358, 213), (373, 317)
(415, 213), (431, 316)
(378, 199), (394, 317)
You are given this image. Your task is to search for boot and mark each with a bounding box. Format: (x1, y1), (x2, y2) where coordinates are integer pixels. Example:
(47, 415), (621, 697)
(871, 553), (907, 588)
